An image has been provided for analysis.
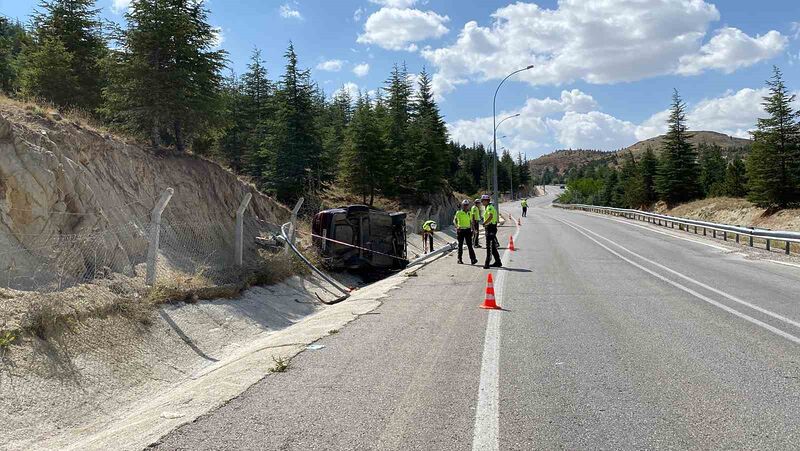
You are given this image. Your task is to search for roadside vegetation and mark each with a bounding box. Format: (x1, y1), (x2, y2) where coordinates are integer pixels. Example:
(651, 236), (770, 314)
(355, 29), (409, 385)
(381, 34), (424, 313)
(0, 0), (531, 214)
(557, 68), (799, 213)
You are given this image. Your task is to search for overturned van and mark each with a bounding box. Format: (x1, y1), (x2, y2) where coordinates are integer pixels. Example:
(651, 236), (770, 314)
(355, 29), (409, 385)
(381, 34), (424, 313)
(311, 205), (408, 271)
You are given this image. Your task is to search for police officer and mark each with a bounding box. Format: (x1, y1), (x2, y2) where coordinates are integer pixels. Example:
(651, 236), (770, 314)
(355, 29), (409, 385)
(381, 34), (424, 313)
(521, 198), (528, 217)
(471, 198), (482, 248)
(481, 194), (502, 269)
(422, 219), (437, 254)
(453, 200), (478, 265)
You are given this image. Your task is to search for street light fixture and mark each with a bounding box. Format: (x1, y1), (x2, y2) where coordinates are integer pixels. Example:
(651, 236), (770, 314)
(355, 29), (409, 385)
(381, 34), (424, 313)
(493, 65), (533, 212)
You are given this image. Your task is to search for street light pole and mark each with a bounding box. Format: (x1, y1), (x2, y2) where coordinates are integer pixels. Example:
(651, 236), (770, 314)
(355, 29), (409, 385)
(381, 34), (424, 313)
(493, 65), (534, 213)
(493, 114), (519, 206)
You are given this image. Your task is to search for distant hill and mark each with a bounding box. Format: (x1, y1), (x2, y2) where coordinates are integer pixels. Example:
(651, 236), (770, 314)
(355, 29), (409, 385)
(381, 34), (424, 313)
(620, 131), (752, 159)
(529, 131), (753, 178)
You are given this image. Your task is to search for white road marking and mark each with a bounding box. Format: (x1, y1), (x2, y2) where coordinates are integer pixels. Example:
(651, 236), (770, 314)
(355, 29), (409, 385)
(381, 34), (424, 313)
(552, 216), (800, 346)
(472, 221), (520, 451)
(767, 259), (800, 270)
(564, 218), (800, 331)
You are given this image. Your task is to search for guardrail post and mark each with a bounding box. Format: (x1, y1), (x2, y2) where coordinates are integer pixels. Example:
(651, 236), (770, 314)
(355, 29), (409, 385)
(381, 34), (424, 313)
(703, 227), (706, 236)
(723, 231), (727, 241)
(749, 233), (754, 247)
(694, 226), (698, 234)
(735, 234), (739, 244)
(713, 229), (716, 239)
(285, 197), (305, 254)
(146, 188), (174, 286)
(235, 193), (253, 267)
(766, 239), (771, 251)
(786, 241), (791, 255)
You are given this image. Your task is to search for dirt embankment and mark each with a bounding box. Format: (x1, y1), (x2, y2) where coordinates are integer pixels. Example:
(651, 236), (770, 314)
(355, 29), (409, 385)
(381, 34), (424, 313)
(656, 197), (800, 231)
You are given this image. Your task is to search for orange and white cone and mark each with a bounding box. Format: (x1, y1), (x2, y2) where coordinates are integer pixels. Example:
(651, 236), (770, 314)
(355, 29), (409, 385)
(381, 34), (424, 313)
(480, 273), (501, 310)
(517, 218), (521, 226)
(509, 235), (516, 251)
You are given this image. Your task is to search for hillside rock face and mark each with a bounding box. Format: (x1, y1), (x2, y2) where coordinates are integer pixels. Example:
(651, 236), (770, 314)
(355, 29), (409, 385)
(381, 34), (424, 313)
(0, 107), (289, 291)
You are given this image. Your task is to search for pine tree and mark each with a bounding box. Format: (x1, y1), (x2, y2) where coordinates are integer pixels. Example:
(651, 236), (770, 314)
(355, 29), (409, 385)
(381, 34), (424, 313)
(240, 48), (273, 176)
(698, 143), (727, 197)
(746, 67), (800, 208)
(384, 63), (413, 195)
(620, 151), (646, 208)
(104, 0), (226, 151)
(639, 146), (658, 205)
(19, 0), (106, 110)
(406, 69), (449, 198)
(320, 87), (352, 184)
(0, 18), (30, 94)
(217, 71), (248, 170)
(724, 157), (748, 198)
(339, 92), (386, 205)
(262, 43), (323, 202)
(655, 90), (700, 205)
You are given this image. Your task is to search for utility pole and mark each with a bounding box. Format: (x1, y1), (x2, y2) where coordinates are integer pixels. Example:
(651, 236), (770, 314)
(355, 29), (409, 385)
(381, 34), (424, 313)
(493, 65), (534, 213)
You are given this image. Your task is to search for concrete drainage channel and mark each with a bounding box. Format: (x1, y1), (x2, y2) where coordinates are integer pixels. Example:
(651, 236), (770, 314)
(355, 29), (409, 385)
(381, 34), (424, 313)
(14, 226), (459, 451)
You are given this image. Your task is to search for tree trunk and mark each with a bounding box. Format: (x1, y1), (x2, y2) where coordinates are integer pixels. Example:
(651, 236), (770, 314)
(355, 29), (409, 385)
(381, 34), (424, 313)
(174, 120), (185, 152)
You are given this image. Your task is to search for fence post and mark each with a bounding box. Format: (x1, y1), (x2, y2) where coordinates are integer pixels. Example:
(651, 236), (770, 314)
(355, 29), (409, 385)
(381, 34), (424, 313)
(235, 193), (253, 267)
(146, 188), (174, 286)
(285, 197), (305, 254)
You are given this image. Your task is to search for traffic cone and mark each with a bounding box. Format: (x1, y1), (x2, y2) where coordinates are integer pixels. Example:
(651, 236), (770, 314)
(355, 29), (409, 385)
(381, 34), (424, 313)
(517, 218), (521, 226)
(480, 273), (501, 310)
(509, 235), (516, 251)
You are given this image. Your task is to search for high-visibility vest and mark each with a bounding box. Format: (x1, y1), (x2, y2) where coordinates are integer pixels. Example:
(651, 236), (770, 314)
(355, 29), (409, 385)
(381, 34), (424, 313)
(470, 205), (481, 221)
(521, 200), (528, 208)
(454, 210), (472, 228)
(484, 204), (498, 225)
(422, 220), (436, 232)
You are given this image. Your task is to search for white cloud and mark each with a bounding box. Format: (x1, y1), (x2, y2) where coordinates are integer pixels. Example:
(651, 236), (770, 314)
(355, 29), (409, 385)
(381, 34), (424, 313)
(334, 83), (361, 100)
(353, 8), (366, 22)
(447, 87), (800, 156)
(111, 0), (130, 14)
(280, 3), (302, 20)
(677, 28), (787, 75)
(368, 0), (418, 7)
(791, 22), (800, 40)
(423, 0), (786, 96)
(358, 7), (449, 51)
(317, 59), (345, 72)
(353, 63), (370, 77)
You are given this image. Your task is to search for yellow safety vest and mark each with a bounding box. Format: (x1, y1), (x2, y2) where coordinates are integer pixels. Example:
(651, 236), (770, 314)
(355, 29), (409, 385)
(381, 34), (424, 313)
(455, 210), (472, 229)
(422, 220), (436, 232)
(470, 205), (481, 221)
(484, 204), (498, 225)
(521, 200), (528, 208)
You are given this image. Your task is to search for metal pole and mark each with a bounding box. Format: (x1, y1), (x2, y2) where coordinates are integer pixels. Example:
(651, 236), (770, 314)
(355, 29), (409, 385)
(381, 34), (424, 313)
(285, 197), (305, 254)
(235, 193), (253, 267)
(146, 188), (174, 286)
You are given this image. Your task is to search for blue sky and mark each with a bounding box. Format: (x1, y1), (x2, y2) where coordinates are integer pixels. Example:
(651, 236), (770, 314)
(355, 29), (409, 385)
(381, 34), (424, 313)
(1, 0), (798, 157)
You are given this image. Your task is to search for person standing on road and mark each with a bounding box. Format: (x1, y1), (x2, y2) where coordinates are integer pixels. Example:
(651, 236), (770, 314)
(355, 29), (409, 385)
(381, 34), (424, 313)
(422, 219), (437, 254)
(521, 198), (528, 217)
(471, 198), (482, 248)
(481, 194), (502, 269)
(454, 200), (478, 265)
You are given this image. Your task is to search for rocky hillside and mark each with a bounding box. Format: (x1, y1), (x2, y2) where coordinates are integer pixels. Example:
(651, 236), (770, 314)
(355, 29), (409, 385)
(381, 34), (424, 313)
(0, 100), (290, 291)
(529, 131), (753, 178)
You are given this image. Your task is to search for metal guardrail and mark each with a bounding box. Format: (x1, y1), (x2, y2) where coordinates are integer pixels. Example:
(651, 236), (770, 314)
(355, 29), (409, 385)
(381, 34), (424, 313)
(553, 203), (800, 255)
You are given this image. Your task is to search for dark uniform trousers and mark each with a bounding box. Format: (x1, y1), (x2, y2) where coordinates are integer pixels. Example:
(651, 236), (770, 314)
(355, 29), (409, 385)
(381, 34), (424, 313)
(457, 228), (477, 262)
(484, 224), (501, 266)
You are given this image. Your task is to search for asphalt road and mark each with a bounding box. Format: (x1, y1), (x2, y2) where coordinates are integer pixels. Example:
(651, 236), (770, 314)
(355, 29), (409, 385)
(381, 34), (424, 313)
(153, 189), (800, 450)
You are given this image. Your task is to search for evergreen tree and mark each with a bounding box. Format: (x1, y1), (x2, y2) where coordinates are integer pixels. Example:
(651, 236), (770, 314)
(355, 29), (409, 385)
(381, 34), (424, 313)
(339, 92), (385, 205)
(0, 18), (30, 94)
(104, 0), (226, 151)
(620, 151), (646, 208)
(655, 90), (700, 205)
(320, 87), (352, 183)
(640, 146), (658, 205)
(262, 43), (323, 202)
(601, 169), (621, 207)
(407, 69), (448, 197)
(240, 48), (273, 176)
(383, 63), (413, 195)
(698, 143), (727, 197)
(746, 67), (800, 208)
(724, 157), (748, 198)
(19, 0), (106, 110)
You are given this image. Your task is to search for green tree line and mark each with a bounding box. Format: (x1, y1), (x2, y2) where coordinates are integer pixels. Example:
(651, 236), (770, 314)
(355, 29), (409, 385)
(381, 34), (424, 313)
(0, 0), (530, 207)
(558, 67), (800, 210)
